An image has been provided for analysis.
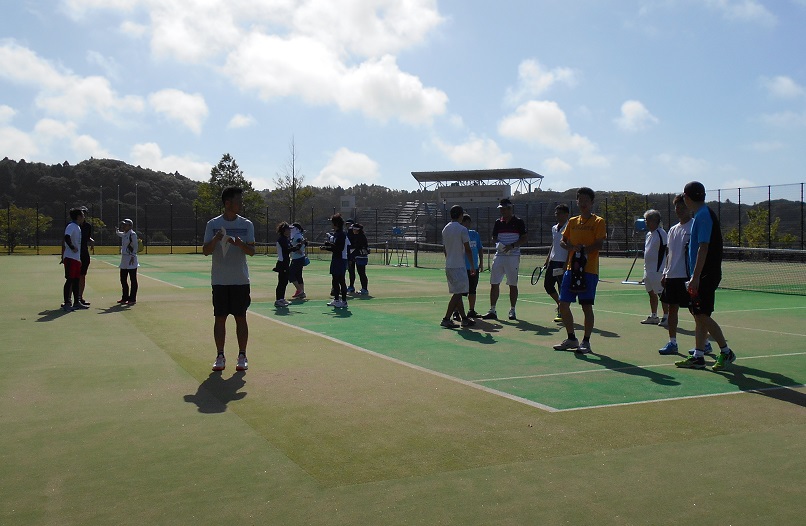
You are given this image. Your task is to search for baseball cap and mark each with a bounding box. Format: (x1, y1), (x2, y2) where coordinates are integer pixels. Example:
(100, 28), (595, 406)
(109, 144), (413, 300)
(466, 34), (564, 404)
(497, 198), (513, 208)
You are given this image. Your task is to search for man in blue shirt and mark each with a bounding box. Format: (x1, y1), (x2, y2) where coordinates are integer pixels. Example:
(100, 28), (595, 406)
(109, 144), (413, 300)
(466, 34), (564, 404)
(461, 213), (484, 318)
(675, 181), (735, 371)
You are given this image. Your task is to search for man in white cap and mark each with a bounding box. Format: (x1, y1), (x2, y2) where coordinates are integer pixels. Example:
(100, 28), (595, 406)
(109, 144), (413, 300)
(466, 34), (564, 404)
(115, 218), (139, 305)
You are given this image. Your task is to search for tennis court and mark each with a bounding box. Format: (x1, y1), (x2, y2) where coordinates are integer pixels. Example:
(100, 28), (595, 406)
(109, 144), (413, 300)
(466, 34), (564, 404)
(2, 254), (804, 525)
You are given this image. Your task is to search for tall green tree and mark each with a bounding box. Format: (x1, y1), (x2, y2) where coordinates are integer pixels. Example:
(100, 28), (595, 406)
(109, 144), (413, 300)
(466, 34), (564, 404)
(193, 154), (265, 219)
(0, 204), (53, 253)
(272, 138), (314, 222)
(725, 207), (797, 248)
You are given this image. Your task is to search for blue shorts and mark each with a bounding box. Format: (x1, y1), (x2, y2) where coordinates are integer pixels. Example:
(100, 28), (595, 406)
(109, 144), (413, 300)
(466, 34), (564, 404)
(559, 271), (599, 305)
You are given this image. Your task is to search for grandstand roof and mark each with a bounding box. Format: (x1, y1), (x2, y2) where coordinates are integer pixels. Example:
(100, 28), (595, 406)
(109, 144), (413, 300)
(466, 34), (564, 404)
(411, 168), (542, 184)
(411, 168), (543, 193)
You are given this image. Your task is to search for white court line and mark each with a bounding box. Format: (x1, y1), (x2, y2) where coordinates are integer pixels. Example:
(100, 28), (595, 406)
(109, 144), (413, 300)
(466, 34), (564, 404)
(249, 310), (560, 413)
(96, 258), (184, 289)
(555, 384), (806, 412)
(472, 352), (806, 383)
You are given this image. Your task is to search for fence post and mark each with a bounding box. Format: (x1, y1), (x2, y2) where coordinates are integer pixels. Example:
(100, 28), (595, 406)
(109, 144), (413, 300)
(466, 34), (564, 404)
(738, 188), (742, 247)
(144, 204), (148, 254)
(767, 185), (772, 249)
(36, 202), (40, 255)
(170, 203), (173, 254)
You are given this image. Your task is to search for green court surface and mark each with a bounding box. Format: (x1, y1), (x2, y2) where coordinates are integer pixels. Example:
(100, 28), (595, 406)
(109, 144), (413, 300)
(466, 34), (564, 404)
(1, 254), (804, 525)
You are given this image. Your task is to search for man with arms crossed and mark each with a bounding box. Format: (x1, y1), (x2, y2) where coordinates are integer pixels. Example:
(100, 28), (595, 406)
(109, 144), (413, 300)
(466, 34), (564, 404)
(675, 182), (735, 371)
(553, 187), (606, 354)
(203, 187), (256, 372)
(482, 198), (527, 321)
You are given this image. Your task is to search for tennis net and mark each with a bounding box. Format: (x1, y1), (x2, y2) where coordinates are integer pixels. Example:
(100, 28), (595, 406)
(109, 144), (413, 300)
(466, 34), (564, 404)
(720, 247), (806, 296)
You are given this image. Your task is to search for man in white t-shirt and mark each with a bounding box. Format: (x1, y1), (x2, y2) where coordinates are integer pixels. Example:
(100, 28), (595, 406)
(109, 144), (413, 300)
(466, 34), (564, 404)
(542, 204), (570, 322)
(60, 207), (86, 311)
(658, 194), (713, 356)
(441, 205), (476, 328)
(116, 218), (139, 305)
(640, 209), (669, 326)
(203, 187), (256, 372)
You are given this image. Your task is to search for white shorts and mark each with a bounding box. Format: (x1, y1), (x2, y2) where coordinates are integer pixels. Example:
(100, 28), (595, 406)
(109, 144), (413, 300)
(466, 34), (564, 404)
(643, 270), (664, 294)
(446, 267), (469, 294)
(490, 255), (519, 286)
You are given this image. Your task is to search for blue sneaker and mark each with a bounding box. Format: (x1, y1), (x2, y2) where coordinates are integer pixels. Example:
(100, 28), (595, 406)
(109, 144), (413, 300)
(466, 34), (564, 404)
(658, 341), (679, 355)
(689, 341), (713, 355)
(347, 286), (355, 293)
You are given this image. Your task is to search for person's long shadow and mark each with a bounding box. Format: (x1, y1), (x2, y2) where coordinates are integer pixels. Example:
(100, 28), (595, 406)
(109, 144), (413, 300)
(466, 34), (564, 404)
(36, 309), (73, 322)
(713, 363), (806, 408)
(458, 330), (496, 344)
(573, 351), (680, 386)
(183, 371), (247, 413)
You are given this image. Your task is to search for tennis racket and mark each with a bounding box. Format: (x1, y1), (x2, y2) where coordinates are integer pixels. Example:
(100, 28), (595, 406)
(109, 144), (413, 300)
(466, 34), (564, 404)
(531, 265), (546, 285)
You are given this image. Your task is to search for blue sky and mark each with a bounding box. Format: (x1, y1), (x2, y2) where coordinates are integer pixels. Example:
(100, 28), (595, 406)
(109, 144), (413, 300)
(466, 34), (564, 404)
(2, 0), (805, 195)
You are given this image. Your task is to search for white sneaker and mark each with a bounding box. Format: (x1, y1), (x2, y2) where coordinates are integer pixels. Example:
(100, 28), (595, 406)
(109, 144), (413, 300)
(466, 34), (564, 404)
(640, 315), (660, 324)
(212, 354), (226, 371)
(327, 299), (338, 306)
(236, 353), (248, 371)
(508, 308), (517, 320)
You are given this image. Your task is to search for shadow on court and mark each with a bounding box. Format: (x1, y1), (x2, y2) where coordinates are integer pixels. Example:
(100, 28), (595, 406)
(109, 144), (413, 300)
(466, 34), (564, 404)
(36, 309), (75, 322)
(184, 371), (247, 413)
(574, 352), (681, 386)
(715, 364), (806, 408)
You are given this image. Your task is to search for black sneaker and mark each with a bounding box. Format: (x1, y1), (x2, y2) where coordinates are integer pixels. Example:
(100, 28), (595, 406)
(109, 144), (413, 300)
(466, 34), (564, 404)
(452, 311), (462, 321)
(467, 309), (479, 318)
(461, 317), (475, 328)
(79, 298), (91, 306)
(481, 309), (497, 320)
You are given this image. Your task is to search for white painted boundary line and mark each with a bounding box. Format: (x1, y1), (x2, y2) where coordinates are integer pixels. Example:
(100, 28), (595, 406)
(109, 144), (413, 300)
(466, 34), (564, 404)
(249, 310), (561, 413)
(96, 258), (184, 289)
(556, 384), (806, 412)
(472, 352), (806, 383)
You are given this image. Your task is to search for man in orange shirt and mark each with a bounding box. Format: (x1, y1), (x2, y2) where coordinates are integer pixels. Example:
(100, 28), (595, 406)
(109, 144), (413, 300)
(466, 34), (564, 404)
(553, 187), (607, 354)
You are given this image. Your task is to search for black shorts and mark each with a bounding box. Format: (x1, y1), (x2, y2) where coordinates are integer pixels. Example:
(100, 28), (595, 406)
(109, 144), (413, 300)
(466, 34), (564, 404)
(212, 284), (251, 317)
(289, 258), (305, 283)
(80, 256), (91, 275)
(464, 269), (480, 296)
(689, 274), (721, 316)
(330, 258), (346, 276)
(543, 260), (565, 294)
(660, 277), (689, 307)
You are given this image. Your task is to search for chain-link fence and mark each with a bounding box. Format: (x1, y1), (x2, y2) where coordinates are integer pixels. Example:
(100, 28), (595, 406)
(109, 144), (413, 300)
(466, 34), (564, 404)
(3, 183), (804, 255)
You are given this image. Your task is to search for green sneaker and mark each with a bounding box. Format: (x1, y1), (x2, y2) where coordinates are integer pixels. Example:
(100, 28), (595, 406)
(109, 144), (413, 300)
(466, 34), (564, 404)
(675, 355), (705, 369)
(712, 349), (736, 371)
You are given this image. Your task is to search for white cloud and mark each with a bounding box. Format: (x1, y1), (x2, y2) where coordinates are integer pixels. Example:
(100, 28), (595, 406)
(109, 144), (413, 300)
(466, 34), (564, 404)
(748, 141), (784, 152)
(0, 41), (144, 122)
(759, 110), (806, 128)
(87, 50), (122, 81)
(313, 147), (380, 188)
(120, 20), (148, 38)
(0, 104), (16, 124)
(432, 135), (512, 168)
(0, 126), (38, 159)
(148, 89), (208, 134)
(655, 153), (710, 175)
(498, 100), (608, 167)
(542, 157), (573, 174)
(760, 75), (805, 99)
(705, 0), (777, 27)
(227, 113), (256, 129)
(32, 118), (111, 158)
(226, 35), (448, 125)
(615, 100), (659, 132)
(505, 59), (577, 105)
(129, 142), (211, 180)
(64, 1), (447, 125)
